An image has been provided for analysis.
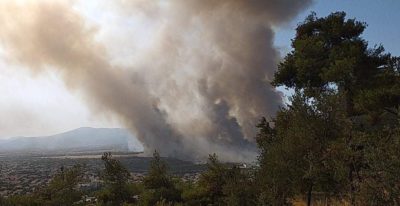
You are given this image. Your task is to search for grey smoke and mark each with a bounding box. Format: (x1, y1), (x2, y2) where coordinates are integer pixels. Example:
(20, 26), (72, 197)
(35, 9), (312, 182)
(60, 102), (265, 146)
(0, 0), (311, 161)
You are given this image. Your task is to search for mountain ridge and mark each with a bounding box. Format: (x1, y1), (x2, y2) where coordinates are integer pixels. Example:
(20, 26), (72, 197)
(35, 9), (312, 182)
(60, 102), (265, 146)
(0, 127), (143, 153)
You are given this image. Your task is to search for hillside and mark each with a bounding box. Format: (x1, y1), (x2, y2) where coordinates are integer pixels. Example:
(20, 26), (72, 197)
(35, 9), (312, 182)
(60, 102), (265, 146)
(0, 127), (143, 153)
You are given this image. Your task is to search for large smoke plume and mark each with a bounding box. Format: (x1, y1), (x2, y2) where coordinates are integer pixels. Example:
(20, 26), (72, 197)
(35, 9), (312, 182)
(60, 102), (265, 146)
(0, 0), (311, 161)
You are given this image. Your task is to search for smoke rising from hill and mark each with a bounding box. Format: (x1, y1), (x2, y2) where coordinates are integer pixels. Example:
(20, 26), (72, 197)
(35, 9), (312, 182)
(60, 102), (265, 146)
(0, 0), (311, 161)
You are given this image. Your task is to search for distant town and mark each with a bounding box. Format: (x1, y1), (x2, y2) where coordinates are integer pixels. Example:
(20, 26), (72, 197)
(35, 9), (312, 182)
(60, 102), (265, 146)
(0, 152), (205, 198)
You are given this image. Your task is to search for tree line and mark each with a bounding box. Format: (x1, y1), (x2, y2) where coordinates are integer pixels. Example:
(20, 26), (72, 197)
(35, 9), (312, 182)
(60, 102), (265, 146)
(1, 12), (399, 205)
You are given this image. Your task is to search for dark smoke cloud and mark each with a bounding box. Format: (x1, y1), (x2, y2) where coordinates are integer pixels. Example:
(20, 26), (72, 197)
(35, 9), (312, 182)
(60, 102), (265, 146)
(0, 0), (311, 161)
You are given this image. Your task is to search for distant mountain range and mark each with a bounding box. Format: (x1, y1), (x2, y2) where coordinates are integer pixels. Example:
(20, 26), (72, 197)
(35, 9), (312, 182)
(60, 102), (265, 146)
(0, 127), (143, 153)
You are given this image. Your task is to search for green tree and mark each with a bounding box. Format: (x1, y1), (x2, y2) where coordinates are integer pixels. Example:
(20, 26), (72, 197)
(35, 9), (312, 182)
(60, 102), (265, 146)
(267, 11), (399, 205)
(357, 110), (400, 205)
(140, 151), (181, 205)
(2, 194), (43, 206)
(41, 165), (83, 205)
(189, 154), (256, 206)
(222, 166), (257, 206)
(273, 12), (397, 116)
(180, 180), (206, 206)
(255, 117), (293, 205)
(98, 152), (137, 206)
(196, 154), (228, 205)
(256, 92), (349, 205)
(1, 166), (82, 206)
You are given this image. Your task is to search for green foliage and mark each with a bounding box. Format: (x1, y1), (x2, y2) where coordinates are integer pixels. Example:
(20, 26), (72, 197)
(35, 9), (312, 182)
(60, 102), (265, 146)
(354, 57), (400, 116)
(140, 151), (182, 205)
(256, 117), (293, 205)
(222, 166), (257, 206)
(180, 181), (207, 205)
(40, 165), (83, 205)
(97, 152), (137, 206)
(1, 194), (43, 206)
(186, 154), (256, 206)
(256, 93), (352, 205)
(196, 154), (227, 205)
(144, 151), (173, 190)
(356, 113), (400, 205)
(3, 165), (83, 206)
(273, 11), (398, 116)
(265, 11), (400, 205)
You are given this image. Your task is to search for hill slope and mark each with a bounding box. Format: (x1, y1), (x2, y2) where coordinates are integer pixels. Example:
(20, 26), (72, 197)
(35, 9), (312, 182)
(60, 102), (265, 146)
(0, 127), (143, 153)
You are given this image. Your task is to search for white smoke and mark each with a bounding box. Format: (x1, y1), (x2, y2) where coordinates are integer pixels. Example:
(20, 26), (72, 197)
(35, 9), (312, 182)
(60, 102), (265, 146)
(0, 0), (311, 161)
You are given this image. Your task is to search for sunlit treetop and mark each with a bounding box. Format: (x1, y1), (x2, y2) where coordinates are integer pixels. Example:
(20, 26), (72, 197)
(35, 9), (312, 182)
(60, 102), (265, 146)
(273, 12), (395, 95)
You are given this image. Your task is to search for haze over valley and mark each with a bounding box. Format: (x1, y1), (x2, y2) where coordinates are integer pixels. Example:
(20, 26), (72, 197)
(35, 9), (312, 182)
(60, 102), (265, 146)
(0, 127), (143, 154)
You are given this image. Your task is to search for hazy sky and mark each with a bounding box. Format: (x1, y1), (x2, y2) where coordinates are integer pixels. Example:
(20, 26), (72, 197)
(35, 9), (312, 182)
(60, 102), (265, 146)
(0, 0), (399, 139)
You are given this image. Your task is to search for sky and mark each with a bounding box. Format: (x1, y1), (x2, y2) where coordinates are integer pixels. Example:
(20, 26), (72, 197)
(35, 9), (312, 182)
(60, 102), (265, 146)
(0, 0), (399, 139)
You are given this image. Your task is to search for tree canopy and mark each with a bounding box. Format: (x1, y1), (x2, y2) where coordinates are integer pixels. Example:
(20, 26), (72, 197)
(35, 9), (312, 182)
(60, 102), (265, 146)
(259, 11), (400, 205)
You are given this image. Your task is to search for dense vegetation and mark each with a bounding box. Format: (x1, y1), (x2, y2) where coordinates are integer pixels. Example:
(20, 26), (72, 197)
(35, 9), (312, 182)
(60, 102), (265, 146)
(1, 12), (399, 205)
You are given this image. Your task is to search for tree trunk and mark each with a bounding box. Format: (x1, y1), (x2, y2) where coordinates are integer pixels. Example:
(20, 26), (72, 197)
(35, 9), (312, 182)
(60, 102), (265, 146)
(344, 88), (354, 117)
(349, 164), (356, 206)
(307, 184), (313, 206)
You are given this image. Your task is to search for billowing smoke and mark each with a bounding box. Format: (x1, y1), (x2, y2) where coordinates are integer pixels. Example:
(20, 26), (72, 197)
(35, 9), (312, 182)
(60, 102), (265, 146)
(0, 0), (311, 161)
